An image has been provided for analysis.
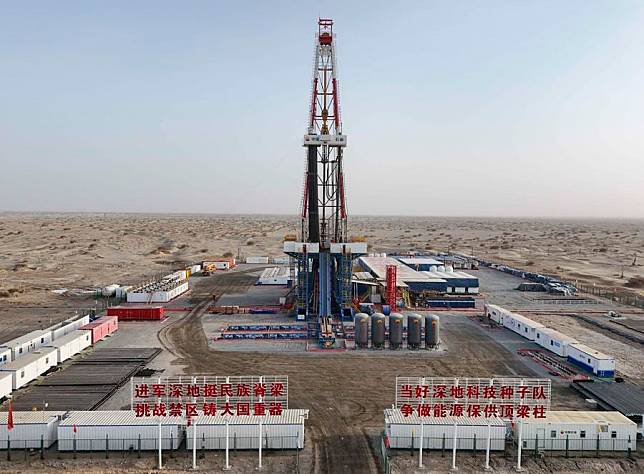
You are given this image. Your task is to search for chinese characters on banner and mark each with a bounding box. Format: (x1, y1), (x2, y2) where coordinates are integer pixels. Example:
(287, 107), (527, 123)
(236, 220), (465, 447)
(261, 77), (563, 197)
(395, 377), (551, 421)
(131, 375), (288, 421)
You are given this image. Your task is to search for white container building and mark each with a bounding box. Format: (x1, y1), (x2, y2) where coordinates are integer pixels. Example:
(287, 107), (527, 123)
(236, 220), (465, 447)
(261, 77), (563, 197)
(503, 312), (544, 341)
(0, 348), (58, 389)
(52, 315), (91, 340)
(384, 409), (506, 450)
(246, 256), (270, 264)
(127, 280), (189, 303)
(3, 329), (53, 360)
(0, 411), (65, 449)
(258, 266), (294, 285)
(0, 347), (11, 365)
(0, 372), (12, 399)
(191, 264), (202, 274)
(484, 304), (513, 325)
(517, 411), (636, 451)
(57, 411), (184, 451)
(45, 330), (92, 363)
(272, 256), (289, 265)
(567, 343), (615, 378)
(186, 410), (309, 450)
(535, 327), (578, 357)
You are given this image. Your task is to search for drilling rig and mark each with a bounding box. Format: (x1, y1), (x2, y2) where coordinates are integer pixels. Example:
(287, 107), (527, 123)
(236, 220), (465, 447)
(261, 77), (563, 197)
(284, 19), (366, 347)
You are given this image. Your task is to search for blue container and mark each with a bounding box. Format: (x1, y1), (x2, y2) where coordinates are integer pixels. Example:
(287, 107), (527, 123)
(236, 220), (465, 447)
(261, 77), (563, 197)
(382, 304), (391, 316)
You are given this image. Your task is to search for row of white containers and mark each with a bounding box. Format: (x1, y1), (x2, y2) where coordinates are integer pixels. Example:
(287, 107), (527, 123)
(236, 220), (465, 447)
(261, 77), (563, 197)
(484, 304), (615, 377)
(0, 410), (309, 450)
(0, 314), (92, 398)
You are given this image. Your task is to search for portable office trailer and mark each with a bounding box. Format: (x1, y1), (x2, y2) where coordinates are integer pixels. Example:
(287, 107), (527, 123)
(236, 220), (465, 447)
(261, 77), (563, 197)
(0, 373), (11, 399)
(0, 348), (58, 389)
(80, 316), (118, 344)
(384, 409), (506, 450)
(503, 312), (544, 341)
(0, 347), (11, 366)
(45, 330), (92, 363)
(52, 315), (91, 340)
(517, 411), (636, 451)
(3, 329), (53, 360)
(0, 411), (65, 449)
(567, 343), (615, 377)
(186, 410), (309, 450)
(57, 411), (183, 450)
(535, 327), (578, 357)
(483, 304), (512, 325)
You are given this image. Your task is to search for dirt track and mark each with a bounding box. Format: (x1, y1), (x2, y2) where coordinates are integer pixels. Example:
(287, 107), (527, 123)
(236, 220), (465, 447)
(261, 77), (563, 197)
(153, 271), (583, 474)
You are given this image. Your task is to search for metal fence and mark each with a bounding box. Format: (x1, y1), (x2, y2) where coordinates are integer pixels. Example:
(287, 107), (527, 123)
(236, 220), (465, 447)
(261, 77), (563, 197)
(573, 282), (644, 309)
(385, 435), (637, 459)
(0, 434), (300, 458)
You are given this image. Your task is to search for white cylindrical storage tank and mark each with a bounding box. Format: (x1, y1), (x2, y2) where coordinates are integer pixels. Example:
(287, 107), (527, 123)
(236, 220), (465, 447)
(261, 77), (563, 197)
(445, 265), (454, 272)
(429, 266), (438, 272)
(438, 265), (446, 272)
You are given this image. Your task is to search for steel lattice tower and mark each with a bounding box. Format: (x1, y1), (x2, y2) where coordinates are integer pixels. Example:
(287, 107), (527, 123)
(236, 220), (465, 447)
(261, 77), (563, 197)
(301, 18), (348, 247)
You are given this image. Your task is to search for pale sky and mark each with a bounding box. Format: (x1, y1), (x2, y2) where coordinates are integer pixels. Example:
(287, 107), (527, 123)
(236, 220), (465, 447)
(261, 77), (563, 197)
(1, 1), (643, 218)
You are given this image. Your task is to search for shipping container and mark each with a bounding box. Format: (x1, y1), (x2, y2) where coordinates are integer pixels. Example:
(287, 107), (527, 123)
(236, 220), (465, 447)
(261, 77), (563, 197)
(186, 410), (309, 450)
(80, 316), (118, 344)
(0, 372), (11, 399)
(246, 256), (270, 264)
(0, 347), (11, 366)
(57, 411), (183, 450)
(52, 314), (91, 340)
(535, 327), (578, 357)
(2, 329), (53, 360)
(0, 411), (65, 449)
(503, 312), (544, 341)
(567, 343), (615, 378)
(517, 411), (636, 451)
(106, 305), (165, 321)
(0, 348), (58, 389)
(45, 330), (92, 363)
(191, 264), (202, 274)
(272, 256), (289, 265)
(384, 409), (506, 450)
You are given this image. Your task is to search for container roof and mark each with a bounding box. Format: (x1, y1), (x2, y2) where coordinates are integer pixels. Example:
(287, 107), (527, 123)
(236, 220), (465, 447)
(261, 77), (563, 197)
(396, 257), (444, 266)
(0, 348), (57, 370)
(537, 327), (578, 343)
(384, 409), (505, 426)
(59, 409), (309, 426)
(570, 343), (613, 360)
(46, 329), (91, 346)
(0, 411), (65, 425)
(523, 411), (635, 425)
(1, 329), (50, 347)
